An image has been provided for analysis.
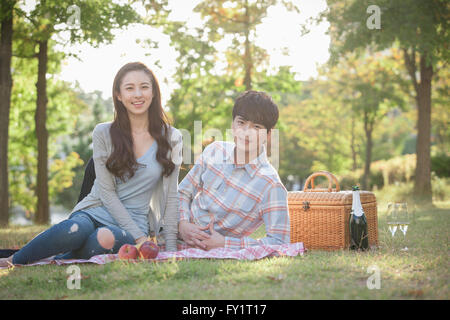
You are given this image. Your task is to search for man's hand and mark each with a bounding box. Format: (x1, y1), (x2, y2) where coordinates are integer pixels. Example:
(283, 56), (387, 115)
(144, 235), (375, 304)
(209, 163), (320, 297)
(201, 217), (225, 251)
(178, 220), (211, 250)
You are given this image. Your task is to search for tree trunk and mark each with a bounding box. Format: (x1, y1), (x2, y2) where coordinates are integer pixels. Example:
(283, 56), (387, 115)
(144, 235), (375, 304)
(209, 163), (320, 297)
(0, 0), (14, 228)
(34, 40), (49, 225)
(413, 53), (433, 204)
(362, 111), (373, 190)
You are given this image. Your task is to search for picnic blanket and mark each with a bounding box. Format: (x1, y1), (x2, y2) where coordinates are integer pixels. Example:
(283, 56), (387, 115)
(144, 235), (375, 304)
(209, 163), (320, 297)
(0, 242), (305, 269)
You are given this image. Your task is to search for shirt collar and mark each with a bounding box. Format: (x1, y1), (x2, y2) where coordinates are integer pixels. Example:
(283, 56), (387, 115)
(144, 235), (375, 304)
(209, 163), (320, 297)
(225, 143), (269, 178)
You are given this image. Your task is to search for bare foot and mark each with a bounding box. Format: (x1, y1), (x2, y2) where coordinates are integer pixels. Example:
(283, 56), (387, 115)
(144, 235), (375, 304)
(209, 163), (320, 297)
(0, 256), (14, 268)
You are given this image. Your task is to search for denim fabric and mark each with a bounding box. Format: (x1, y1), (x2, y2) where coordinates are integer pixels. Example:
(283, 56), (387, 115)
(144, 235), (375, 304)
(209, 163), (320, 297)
(12, 211), (135, 265)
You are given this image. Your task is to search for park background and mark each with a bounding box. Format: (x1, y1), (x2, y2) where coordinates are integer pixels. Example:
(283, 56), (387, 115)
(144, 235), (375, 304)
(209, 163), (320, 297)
(0, 0), (448, 300)
(1, 0), (448, 226)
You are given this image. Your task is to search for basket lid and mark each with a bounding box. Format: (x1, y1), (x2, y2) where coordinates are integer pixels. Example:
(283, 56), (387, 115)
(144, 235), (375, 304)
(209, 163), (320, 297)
(288, 190), (376, 206)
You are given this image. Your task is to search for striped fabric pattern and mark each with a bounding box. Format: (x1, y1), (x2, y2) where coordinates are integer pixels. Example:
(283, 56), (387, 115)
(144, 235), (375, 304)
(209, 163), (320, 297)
(0, 243), (305, 269)
(178, 141), (290, 250)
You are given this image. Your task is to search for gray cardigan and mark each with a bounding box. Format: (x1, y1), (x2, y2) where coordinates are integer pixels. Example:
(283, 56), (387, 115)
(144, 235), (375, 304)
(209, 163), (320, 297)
(70, 121), (182, 252)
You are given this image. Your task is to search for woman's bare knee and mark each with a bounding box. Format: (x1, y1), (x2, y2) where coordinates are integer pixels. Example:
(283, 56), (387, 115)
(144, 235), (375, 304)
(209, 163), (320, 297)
(97, 228), (115, 250)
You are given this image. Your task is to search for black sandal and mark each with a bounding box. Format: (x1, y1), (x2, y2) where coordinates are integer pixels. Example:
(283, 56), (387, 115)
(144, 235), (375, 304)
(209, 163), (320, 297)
(0, 249), (19, 258)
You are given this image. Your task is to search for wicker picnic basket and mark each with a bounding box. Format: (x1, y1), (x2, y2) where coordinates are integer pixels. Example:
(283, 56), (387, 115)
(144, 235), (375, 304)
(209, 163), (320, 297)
(288, 171), (378, 250)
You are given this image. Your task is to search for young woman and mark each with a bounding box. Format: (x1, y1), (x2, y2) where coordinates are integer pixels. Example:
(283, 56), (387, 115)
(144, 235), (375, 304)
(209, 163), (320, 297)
(0, 62), (182, 267)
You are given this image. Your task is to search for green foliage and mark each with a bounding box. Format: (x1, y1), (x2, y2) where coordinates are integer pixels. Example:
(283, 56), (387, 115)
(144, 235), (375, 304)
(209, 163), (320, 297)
(430, 174), (450, 202)
(276, 47), (417, 188)
(374, 154), (416, 186)
(339, 153), (415, 190)
(5, 0), (142, 220)
(431, 63), (450, 153)
(48, 152), (84, 195)
(14, 0), (140, 45)
(253, 66), (303, 106)
(374, 177), (450, 205)
(299, 0), (449, 200)
(151, 4), (304, 183)
(322, 0), (449, 66)
(339, 151), (450, 191)
(431, 152), (450, 178)
(160, 24), (238, 181)
(158, 19), (233, 134)
(8, 52), (86, 215)
(338, 168), (384, 191)
(54, 90), (114, 209)
(372, 109), (416, 158)
(194, 0), (300, 89)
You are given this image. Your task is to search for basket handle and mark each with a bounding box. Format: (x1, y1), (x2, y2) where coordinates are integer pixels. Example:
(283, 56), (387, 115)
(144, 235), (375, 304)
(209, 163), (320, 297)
(303, 171), (341, 192)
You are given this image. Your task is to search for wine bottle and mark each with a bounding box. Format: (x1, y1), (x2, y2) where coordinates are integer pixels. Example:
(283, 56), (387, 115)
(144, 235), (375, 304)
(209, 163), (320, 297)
(349, 186), (369, 250)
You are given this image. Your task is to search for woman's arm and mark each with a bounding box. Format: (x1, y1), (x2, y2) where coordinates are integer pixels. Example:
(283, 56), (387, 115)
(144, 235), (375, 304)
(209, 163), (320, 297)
(92, 124), (146, 241)
(161, 129), (183, 252)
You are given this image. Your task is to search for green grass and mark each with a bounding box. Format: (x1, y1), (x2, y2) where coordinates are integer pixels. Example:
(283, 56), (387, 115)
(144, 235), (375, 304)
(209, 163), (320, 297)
(0, 200), (448, 300)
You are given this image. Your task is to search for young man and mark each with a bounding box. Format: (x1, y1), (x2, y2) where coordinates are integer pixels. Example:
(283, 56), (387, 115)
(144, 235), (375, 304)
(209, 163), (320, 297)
(178, 90), (290, 250)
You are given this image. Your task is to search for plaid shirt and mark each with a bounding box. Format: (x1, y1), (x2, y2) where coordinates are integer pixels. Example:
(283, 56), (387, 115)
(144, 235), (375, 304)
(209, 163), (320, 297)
(178, 141), (290, 250)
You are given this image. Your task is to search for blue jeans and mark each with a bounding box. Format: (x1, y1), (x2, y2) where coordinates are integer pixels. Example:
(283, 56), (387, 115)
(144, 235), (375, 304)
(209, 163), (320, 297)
(12, 211), (136, 265)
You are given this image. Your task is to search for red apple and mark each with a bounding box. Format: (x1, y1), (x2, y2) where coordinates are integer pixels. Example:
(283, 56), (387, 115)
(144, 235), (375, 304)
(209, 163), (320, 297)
(138, 241), (159, 259)
(118, 244), (139, 260)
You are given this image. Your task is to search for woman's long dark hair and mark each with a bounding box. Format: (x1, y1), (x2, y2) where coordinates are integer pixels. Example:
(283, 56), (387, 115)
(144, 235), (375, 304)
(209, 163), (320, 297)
(106, 62), (175, 181)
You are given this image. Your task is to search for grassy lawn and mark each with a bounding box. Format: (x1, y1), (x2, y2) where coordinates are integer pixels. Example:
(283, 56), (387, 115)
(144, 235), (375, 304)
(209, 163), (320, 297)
(0, 200), (448, 300)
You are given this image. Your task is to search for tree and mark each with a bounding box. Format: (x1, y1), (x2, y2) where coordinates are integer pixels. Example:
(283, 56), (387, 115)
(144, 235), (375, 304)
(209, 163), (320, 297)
(147, 3), (305, 180)
(281, 78), (356, 177)
(164, 22), (240, 177)
(329, 51), (406, 189)
(315, 0), (449, 204)
(194, 0), (299, 90)
(278, 50), (409, 189)
(8, 55), (84, 220)
(141, 5), (244, 176)
(0, 0), (16, 227)
(13, 0), (139, 224)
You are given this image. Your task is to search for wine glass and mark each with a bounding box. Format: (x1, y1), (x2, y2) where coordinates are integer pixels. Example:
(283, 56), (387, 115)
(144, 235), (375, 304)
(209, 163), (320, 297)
(398, 203), (409, 235)
(387, 202), (398, 237)
(397, 203), (410, 251)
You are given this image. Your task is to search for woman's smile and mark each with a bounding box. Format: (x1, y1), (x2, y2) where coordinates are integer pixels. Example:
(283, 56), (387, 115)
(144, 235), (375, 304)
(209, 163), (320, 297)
(132, 101), (145, 107)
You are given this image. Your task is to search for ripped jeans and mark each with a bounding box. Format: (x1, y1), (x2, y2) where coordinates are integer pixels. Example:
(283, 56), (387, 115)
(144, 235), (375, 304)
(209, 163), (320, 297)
(12, 211), (136, 265)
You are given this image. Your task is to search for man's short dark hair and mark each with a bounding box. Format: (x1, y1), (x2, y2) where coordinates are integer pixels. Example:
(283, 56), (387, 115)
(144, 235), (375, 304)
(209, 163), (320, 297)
(232, 90), (279, 131)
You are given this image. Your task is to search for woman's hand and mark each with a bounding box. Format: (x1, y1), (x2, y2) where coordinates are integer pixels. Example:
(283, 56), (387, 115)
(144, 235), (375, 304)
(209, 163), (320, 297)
(178, 220), (211, 250)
